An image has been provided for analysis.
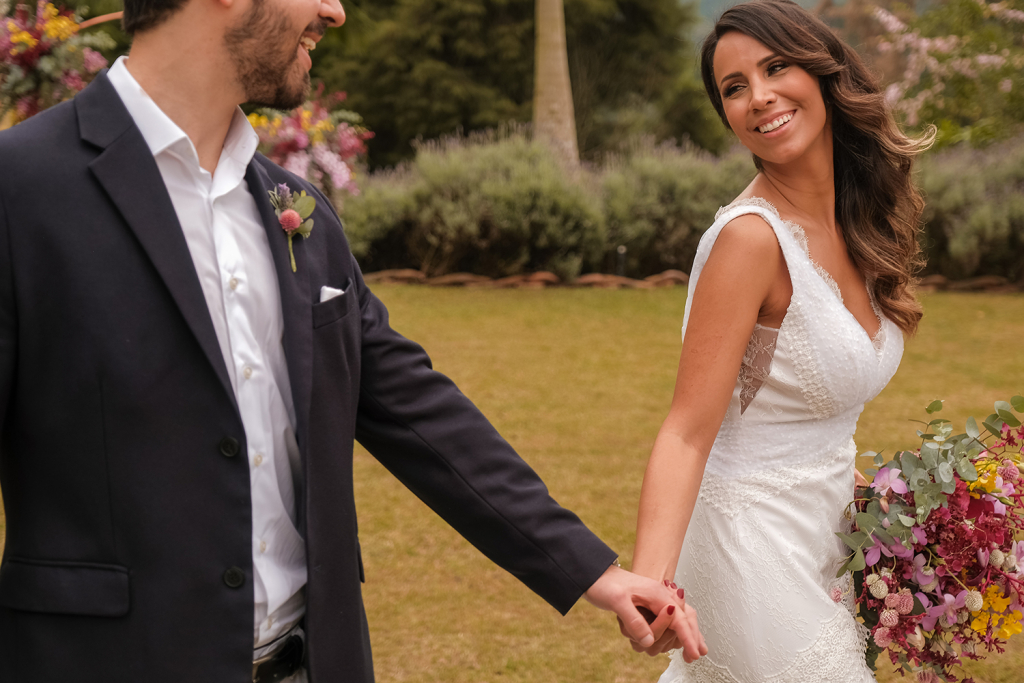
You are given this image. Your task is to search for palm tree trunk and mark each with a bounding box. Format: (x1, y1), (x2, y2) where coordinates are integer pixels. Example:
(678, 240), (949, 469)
(533, 0), (579, 164)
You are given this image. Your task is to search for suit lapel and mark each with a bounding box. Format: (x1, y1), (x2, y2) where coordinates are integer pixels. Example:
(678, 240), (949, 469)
(245, 161), (313, 454)
(77, 74), (238, 414)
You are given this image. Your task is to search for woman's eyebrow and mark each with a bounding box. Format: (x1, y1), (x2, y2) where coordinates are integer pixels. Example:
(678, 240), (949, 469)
(719, 53), (781, 87)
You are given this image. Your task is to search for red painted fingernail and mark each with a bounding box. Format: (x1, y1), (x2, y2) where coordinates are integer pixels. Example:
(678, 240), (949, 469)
(677, 588), (685, 599)
(667, 605), (675, 615)
(670, 582), (678, 589)
(663, 580), (671, 587)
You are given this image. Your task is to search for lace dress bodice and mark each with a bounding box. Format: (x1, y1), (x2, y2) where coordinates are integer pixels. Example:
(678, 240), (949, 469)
(684, 198), (903, 483)
(660, 198), (903, 683)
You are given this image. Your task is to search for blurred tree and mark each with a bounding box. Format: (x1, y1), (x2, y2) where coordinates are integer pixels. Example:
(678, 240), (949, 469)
(823, 0), (1024, 147)
(534, 0), (579, 163)
(315, 0), (715, 167)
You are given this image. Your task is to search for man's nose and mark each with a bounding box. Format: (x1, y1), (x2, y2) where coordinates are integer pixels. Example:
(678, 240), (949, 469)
(320, 0), (345, 27)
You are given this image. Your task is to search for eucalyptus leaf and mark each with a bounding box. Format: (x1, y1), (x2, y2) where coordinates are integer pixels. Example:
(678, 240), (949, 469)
(983, 418), (1006, 436)
(955, 458), (978, 481)
(1001, 412), (1021, 428)
(293, 195), (316, 219)
(855, 512), (879, 533)
(926, 400), (944, 414)
(849, 547), (866, 572)
(297, 219), (314, 238)
(921, 444), (939, 469)
(937, 461), (954, 483)
(941, 478), (956, 494)
(1011, 395), (1024, 412)
(898, 514), (916, 526)
(872, 528), (895, 545)
(836, 556), (853, 578)
(836, 532), (862, 551)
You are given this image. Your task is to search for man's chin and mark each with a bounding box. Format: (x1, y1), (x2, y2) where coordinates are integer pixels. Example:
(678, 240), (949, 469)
(248, 74), (310, 111)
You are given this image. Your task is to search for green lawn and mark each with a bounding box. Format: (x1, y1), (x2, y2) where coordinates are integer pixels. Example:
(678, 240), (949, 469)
(1, 289), (1021, 681)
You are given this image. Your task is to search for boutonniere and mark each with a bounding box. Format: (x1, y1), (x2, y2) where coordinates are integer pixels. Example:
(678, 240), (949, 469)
(268, 183), (315, 272)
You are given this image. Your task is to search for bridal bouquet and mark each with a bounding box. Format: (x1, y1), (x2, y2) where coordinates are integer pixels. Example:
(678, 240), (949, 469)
(838, 398), (1024, 682)
(0, 1), (115, 125)
(248, 85), (373, 201)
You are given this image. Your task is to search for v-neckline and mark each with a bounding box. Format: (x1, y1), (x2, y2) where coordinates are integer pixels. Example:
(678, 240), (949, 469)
(724, 197), (886, 350)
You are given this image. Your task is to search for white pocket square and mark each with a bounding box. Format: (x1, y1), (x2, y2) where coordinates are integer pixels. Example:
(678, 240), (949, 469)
(319, 285), (346, 303)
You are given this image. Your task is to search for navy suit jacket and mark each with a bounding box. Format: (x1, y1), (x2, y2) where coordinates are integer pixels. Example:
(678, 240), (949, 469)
(0, 73), (616, 683)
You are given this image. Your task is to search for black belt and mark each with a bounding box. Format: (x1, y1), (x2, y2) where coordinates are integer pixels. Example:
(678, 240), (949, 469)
(252, 632), (305, 683)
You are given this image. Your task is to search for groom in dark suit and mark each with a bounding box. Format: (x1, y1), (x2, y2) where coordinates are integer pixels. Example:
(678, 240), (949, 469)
(0, 0), (705, 680)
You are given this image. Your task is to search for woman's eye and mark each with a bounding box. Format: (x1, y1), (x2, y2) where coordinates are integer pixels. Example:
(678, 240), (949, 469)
(767, 61), (789, 75)
(724, 83), (743, 97)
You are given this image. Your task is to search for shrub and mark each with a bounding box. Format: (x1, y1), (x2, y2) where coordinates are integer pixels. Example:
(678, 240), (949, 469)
(918, 136), (1024, 282)
(600, 143), (755, 277)
(342, 130), (605, 281)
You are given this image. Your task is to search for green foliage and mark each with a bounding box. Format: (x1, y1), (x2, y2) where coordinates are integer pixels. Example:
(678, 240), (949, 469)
(344, 129), (605, 280)
(343, 131), (756, 279)
(917, 135), (1024, 281)
(314, 0), (707, 167)
(599, 143), (753, 275)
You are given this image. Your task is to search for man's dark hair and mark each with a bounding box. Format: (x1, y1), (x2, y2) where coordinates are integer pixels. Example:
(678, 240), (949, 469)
(122, 0), (190, 35)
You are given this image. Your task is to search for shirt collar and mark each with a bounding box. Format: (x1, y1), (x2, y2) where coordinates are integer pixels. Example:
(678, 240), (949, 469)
(105, 56), (259, 171)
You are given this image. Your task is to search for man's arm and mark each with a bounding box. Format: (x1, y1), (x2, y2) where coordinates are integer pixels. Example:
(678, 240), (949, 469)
(347, 255), (705, 660)
(0, 184), (15, 443)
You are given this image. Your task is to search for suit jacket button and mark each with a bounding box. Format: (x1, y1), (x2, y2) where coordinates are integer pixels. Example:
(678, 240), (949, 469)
(219, 437), (240, 458)
(223, 567), (245, 588)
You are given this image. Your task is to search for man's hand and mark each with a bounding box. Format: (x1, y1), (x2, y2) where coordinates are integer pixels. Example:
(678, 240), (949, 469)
(583, 564), (707, 662)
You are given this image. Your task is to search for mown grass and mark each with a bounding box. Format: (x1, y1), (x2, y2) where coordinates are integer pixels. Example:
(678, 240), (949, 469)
(0, 289), (1021, 681)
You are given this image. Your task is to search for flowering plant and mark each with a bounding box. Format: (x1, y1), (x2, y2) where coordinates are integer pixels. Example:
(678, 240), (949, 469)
(268, 183), (315, 273)
(0, 1), (115, 125)
(248, 85), (373, 203)
(838, 397), (1024, 681)
(872, 0), (1024, 145)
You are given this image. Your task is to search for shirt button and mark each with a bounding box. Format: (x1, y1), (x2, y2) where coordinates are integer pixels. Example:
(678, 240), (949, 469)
(254, 453), (264, 467)
(223, 567), (245, 588)
(229, 277), (239, 291)
(243, 366), (253, 379)
(259, 540), (267, 553)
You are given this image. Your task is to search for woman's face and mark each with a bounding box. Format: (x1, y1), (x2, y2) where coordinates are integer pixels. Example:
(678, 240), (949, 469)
(712, 31), (830, 167)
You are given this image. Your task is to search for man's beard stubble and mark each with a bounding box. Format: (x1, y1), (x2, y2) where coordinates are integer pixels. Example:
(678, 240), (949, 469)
(224, 0), (311, 110)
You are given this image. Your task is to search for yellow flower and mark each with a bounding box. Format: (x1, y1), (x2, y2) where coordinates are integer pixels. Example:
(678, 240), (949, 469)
(43, 16), (79, 42)
(10, 30), (40, 49)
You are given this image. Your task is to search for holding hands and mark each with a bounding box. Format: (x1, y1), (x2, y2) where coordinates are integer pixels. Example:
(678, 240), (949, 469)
(583, 564), (707, 662)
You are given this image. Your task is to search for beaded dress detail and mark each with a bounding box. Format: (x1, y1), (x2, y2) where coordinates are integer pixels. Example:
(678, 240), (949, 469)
(658, 199), (903, 683)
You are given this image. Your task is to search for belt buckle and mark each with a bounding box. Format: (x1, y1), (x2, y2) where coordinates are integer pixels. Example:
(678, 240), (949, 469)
(252, 651), (274, 683)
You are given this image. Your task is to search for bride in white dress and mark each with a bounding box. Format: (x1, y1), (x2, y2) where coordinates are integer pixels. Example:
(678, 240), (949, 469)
(628, 1), (934, 680)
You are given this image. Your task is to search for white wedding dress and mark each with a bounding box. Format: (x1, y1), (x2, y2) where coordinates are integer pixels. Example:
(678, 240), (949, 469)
(659, 199), (903, 683)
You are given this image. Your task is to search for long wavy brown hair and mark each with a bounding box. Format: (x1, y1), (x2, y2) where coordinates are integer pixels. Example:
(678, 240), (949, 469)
(700, 0), (932, 335)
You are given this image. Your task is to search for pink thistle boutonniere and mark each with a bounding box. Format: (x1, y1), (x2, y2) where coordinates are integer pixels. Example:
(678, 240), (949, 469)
(268, 183), (315, 272)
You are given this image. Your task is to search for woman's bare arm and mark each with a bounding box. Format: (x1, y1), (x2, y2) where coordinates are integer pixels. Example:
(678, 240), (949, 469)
(631, 214), (791, 582)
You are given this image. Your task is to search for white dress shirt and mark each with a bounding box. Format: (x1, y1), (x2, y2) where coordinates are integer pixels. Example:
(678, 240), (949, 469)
(107, 57), (307, 649)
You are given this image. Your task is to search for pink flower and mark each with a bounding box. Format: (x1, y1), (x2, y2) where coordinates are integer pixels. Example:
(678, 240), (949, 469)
(998, 460), (1020, 482)
(279, 209), (301, 232)
(872, 467), (908, 496)
(829, 586), (843, 603)
(82, 48), (108, 74)
(873, 626), (894, 648)
(921, 591), (967, 631)
(282, 151), (311, 179)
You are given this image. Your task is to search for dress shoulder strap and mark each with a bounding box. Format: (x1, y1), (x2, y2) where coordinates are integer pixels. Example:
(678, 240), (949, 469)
(681, 197), (809, 338)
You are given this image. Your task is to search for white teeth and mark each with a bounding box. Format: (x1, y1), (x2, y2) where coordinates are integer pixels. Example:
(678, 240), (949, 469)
(758, 113), (793, 133)
(300, 37), (317, 51)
